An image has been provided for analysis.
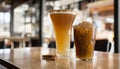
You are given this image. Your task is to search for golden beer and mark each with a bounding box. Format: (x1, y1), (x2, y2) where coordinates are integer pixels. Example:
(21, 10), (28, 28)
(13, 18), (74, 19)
(50, 10), (76, 57)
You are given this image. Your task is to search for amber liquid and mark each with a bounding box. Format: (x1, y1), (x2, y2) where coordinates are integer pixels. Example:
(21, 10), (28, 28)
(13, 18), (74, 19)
(74, 25), (94, 60)
(50, 12), (76, 57)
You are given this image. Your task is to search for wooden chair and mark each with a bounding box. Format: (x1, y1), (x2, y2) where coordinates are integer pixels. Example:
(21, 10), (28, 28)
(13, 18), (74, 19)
(4, 39), (14, 49)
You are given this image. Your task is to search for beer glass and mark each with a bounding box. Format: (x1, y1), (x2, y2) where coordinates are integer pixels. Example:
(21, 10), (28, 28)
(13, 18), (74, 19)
(49, 10), (76, 57)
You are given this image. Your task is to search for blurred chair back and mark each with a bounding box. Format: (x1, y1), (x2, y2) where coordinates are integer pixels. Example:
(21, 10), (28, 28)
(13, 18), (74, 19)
(94, 39), (111, 52)
(48, 41), (74, 48)
(31, 38), (41, 47)
(0, 41), (4, 49)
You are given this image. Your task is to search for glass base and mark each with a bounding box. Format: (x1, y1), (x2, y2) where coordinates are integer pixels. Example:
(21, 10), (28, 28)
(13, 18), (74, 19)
(56, 54), (70, 58)
(76, 58), (92, 62)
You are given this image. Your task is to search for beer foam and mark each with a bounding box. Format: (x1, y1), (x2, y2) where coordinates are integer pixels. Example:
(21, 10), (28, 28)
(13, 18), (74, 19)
(74, 21), (93, 29)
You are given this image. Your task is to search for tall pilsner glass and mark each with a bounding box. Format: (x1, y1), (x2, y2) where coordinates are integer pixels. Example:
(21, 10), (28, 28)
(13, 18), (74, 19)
(49, 10), (76, 57)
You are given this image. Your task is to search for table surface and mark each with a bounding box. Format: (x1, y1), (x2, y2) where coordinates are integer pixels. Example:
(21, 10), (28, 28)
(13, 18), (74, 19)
(0, 47), (119, 69)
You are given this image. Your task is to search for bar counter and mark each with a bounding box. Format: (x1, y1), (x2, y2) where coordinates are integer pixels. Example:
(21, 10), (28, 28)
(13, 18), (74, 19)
(0, 47), (119, 69)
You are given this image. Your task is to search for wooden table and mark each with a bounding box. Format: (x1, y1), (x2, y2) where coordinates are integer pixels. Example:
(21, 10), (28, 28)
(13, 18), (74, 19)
(0, 47), (119, 69)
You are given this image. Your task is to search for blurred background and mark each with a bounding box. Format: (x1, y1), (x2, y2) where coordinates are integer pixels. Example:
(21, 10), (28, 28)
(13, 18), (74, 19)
(0, 0), (114, 52)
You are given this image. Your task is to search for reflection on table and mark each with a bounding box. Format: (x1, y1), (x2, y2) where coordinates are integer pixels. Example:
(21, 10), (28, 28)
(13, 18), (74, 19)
(0, 47), (119, 69)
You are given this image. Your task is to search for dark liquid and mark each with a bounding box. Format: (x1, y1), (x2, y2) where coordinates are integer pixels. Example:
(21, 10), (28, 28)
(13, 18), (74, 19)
(74, 23), (94, 60)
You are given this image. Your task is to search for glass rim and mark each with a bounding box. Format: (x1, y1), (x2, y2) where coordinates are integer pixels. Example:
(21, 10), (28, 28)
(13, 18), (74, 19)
(49, 9), (76, 15)
(73, 21), (94, 28)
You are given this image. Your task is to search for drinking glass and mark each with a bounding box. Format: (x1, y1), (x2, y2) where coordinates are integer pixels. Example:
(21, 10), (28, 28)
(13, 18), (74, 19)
(74, 21), (96, 61)
(49, 10), (76, 57)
